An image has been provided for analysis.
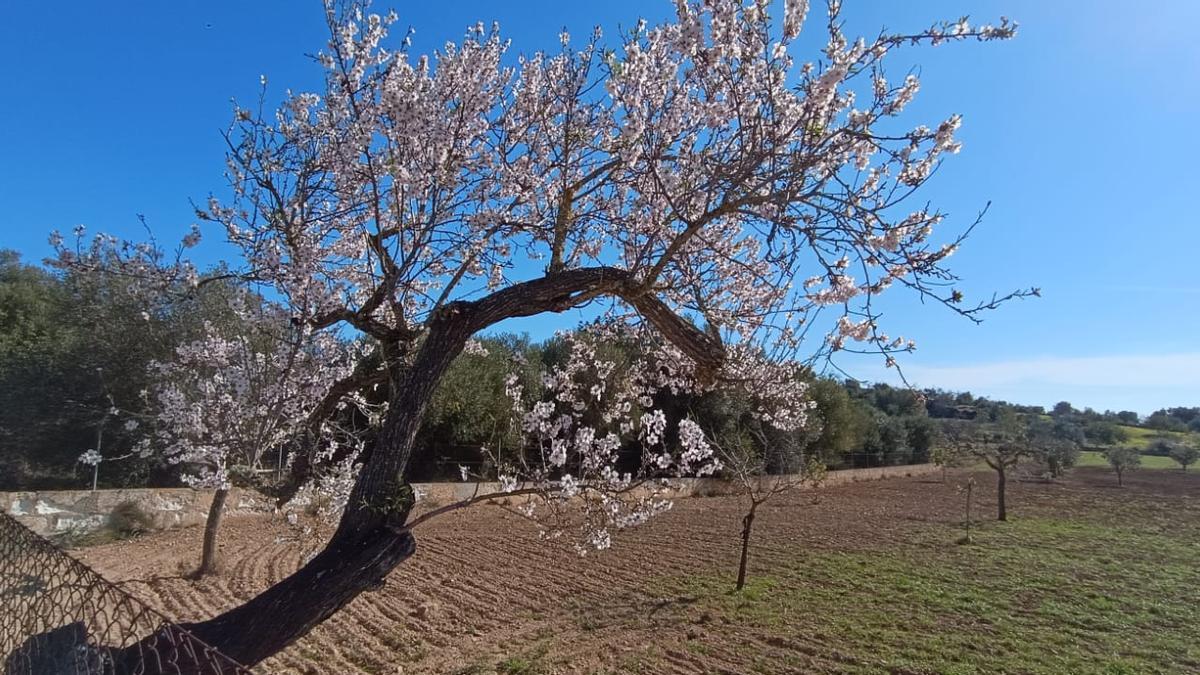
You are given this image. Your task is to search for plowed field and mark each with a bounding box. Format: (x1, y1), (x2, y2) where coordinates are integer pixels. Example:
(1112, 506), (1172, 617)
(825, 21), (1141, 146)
(78, 468), (1200, 674)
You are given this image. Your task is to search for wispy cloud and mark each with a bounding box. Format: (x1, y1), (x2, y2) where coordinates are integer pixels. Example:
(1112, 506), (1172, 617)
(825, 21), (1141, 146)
(879, 353), (1200, 414)
(903, 353), (1200, 390)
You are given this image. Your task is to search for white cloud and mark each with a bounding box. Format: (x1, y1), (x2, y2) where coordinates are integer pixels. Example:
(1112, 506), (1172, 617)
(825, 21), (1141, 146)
(904, 353), (1200, 390)
(872, 353), (1200, 415)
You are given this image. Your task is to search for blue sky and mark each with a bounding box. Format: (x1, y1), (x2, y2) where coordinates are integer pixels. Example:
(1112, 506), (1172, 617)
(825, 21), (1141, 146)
(1, 1), (1196, 414)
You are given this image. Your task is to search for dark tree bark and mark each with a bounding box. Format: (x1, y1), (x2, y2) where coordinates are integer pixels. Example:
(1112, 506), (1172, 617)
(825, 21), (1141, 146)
(996, 466), (1007, 522)
(195, 488), (228, 577)
(177, 524), (416, 667)
(168, 314), (466, 666)
(735, 503), (759, 591)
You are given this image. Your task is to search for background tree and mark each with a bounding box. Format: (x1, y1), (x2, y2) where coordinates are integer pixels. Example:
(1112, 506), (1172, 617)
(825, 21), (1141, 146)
(1144, 411), (1188, 432)
(144, 295), (361, 576)
(801, 377), (861, 466)
(1168, 443), (1199, 472)
(903, 415), (940, 464)
(1051, 401), (1075, 417)
(930, 435), (971, 483)
(1082, 421), (1128, 447)
(1029, 416), (1084, 479)
(1115, 410), (1140, 425)
(55, 1), (1025, 667)
(0, 250), (249, 489)
(415, 333), (542, 479)
(947, 411), (1029, 521)
(862, 413), (913, 466)
(1104, 446), (1141, 487)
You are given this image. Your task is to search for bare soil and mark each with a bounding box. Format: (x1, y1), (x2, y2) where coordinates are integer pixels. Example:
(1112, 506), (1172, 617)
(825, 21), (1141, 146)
(76, 468), (1200, 674)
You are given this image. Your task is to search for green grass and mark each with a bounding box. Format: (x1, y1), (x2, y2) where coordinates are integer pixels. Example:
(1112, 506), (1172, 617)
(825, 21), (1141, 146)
(1078, 450), (1184, 470)
(495, 642), (551, 675)
(1114, 425), (1197, 450)
(652, 514), (1200, 674)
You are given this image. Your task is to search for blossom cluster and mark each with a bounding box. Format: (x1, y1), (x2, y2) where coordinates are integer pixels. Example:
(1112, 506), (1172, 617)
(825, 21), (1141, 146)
(487, 325), (812, 552)
(143, 295), (360, 490)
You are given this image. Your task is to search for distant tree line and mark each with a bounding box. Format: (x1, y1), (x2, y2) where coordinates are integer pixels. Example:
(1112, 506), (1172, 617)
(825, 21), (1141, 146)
(0, 250), (253, 489)
(2, 250), (1197, 491)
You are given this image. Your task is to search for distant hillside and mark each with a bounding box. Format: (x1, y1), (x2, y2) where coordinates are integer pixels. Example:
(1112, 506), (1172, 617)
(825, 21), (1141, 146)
(1115, 425), (1199, 451)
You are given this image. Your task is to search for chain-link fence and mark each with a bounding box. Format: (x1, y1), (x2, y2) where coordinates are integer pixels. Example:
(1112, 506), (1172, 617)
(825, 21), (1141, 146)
(0, 512), (249, 674)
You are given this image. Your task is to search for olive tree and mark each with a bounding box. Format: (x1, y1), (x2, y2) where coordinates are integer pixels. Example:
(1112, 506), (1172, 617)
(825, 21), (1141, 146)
(1105, 446), (1141, 487)
(1169, 443), (1199, 472)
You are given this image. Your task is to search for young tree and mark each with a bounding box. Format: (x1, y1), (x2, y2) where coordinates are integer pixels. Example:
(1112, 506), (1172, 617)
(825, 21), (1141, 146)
(1168, 443), (1200, 472)
(956, 475), (976, 544)
(721, 431), (824, 591)
(144, 296), (363, 576)
(1104, 446), (1141, 487)
(689, 384), (823, 590)
(53, 1), (1026, 666)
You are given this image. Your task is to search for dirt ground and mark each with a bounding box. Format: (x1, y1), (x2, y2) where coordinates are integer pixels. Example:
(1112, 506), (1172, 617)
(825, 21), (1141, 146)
(76, 467), (1200, 674)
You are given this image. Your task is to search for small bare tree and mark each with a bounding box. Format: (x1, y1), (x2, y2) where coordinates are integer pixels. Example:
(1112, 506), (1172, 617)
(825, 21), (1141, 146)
(944, 414), (1029, 522)
(717, 422), (825, 591)
(930, 436), (971, 483)
(956, 475), (976, 544)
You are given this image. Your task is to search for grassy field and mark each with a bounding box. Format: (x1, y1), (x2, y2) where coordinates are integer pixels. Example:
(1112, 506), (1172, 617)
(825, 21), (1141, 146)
(653, 516), (1198, 674)
(625, 469), (1200, 674)
(1078, 450), (1184, 470)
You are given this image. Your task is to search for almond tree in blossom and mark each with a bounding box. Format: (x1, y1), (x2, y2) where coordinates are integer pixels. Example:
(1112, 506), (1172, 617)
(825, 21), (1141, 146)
(53, 0), (1031, 666)
(142, 291), (364, 576)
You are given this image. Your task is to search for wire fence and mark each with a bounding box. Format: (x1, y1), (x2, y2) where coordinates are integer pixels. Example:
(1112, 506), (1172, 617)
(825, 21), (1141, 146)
(0, 512), (249, 675)
(825, 452), (930, 471)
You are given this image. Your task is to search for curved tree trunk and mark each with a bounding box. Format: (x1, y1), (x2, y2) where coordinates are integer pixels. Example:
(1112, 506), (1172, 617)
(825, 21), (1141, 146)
(195, 488), (229, 577)
(115, 306), (475, 669)
(115, 391), (428, 668)
(996, 467), (1008, 522)
(178, 523), (416, 666)
(186, 358), (450, 665)
(735, 504), (757, 591)
(109, 271), (727, 671)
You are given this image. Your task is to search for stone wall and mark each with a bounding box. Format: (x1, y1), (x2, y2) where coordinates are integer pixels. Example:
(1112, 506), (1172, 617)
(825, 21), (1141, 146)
(1, 488), (270, 536)
(409, 462), (939, 506)
(2, 463), (937, 537)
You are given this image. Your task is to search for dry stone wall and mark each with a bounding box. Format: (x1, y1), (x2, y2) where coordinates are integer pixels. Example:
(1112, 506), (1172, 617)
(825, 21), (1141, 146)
(2, 463), (938, 536)
(1, 488), (269, 536)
